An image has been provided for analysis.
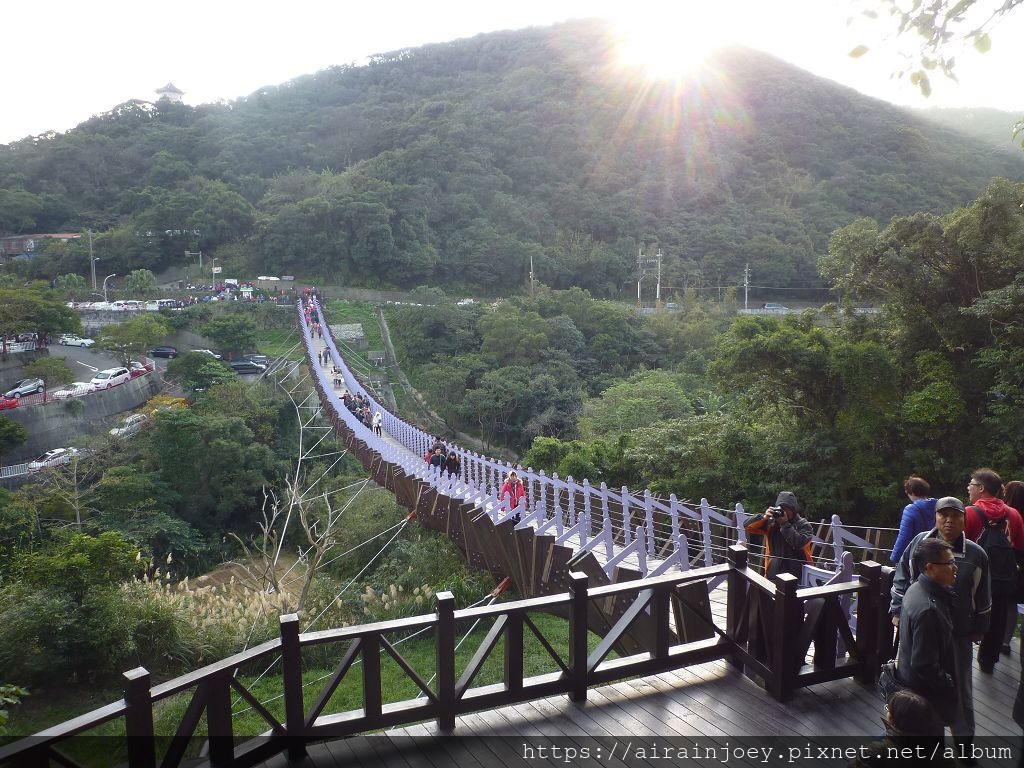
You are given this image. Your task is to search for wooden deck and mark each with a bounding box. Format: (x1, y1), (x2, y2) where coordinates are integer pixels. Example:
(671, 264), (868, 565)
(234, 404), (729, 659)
(255, 639), (1022, 768)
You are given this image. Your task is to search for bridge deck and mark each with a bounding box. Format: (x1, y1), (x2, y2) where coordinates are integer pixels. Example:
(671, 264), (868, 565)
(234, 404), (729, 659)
(255, 638), (1021, 768)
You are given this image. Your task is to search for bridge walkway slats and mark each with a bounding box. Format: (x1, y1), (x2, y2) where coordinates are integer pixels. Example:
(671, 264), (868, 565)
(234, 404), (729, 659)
(252, 637), (1021, 767)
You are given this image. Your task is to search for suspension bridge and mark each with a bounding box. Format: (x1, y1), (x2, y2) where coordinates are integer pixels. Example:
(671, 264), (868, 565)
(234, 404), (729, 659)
(1, 298), (1018, 768)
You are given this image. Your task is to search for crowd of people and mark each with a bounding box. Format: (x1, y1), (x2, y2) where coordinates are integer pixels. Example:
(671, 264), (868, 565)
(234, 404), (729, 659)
(745, 471), (1024, 764)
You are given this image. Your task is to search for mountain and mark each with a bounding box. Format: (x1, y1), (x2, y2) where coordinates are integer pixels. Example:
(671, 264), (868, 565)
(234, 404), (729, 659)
(913, 106), (1022, 155)
(1, 19), (1022, 296)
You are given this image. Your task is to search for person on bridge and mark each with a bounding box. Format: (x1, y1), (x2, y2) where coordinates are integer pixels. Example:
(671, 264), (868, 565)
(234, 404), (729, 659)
(890, 496), (990, 758)
(890, 475), (937, 564)
(743, 490), (813, 579)
(372, 411), (382, 437)
(444, 450), (461, 479)
(501, 470), (526, 512)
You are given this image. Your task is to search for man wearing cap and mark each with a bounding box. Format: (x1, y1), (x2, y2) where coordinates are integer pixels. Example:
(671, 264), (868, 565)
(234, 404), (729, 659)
(891, 496), (991, 760)
(744, 490), (814, 579)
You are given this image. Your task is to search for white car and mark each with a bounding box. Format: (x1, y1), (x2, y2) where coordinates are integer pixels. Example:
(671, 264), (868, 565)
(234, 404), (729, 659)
(110, 413), (149, 437)
(52, 381), (93, 399)
(191, 349), (222, 359)
(28, 447), (79, 473)
(90, 367), (131, 390)
(57, 334), (96, 347)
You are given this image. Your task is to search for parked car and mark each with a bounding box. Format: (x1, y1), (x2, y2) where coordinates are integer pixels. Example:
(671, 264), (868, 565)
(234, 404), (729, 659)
(129, 361), (154, 378)
(57, 334), (96, 347)
(3, 378), (44, 399)
(0, 396), (19, 410)
(762, 303), (789, 313)
(243, 354), (269, 367)
(52, 381), (93, 399)
(28, 447), (79, 473)
(149, 346), (179, 358)
(230, 359), (267, 374)
(191, 349), (222, 359)
(110, 413), (150, 438)
(90, 367), (131, 390)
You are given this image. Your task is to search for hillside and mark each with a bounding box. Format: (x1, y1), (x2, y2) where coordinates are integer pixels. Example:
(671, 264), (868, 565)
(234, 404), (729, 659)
(1, 19), (1022, 296)
(913, 106), (1022, 154)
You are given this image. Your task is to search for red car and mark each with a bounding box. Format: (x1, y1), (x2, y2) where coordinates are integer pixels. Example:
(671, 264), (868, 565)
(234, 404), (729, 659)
(129, 361), (154, 378)
(0, 396), (18, 410)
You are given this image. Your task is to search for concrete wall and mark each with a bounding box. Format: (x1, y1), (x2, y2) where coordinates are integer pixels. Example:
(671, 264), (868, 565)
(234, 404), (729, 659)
(3, 373), (163, 462)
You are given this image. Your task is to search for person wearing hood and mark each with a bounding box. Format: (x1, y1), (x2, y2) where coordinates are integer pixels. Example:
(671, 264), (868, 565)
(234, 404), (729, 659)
(743, 491), (814, 580)
(890, 476), (937, 564)
(965, 467), (1024, 674)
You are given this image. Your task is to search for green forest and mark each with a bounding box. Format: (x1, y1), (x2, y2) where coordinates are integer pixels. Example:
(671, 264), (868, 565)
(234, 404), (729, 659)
(2, 20), (1022, 301)
(391, 177), (1024, 526)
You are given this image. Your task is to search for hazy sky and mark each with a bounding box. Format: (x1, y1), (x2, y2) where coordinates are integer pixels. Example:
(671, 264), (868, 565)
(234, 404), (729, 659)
(3, 0), (1022, 145)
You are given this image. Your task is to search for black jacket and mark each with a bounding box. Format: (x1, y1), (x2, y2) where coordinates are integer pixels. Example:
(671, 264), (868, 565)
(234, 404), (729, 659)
(895, 574), (957, 724)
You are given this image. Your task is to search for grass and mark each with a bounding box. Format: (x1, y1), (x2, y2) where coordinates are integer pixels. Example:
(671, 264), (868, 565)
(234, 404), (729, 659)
(253, 328), (304, 360)
(323, 300), (384, 352)
(6, 610), (612, 766)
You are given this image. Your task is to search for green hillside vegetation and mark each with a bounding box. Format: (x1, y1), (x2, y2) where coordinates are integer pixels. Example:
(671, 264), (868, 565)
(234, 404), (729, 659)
(913, 106), (1023, 154)
(2, 20), (1022, 301)
(392, 178), (1024, 527)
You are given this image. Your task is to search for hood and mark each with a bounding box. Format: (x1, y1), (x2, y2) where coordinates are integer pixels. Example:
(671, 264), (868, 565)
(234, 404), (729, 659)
(972, 496), (1015, 520)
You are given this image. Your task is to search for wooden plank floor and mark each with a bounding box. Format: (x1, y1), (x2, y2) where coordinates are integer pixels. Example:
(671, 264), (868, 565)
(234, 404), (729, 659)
(256, 638), (1022, 768)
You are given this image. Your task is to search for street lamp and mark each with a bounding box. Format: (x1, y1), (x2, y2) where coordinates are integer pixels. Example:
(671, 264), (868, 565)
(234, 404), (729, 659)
(102, 273), (117, 304)
(210, 258), (218, 289)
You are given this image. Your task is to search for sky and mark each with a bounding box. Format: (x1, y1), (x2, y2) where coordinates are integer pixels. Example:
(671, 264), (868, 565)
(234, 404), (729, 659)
(3, 0), (1022, 145)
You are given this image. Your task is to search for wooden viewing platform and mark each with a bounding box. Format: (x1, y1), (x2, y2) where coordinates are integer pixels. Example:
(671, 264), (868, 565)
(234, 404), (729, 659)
(251, 644), (1023, 768)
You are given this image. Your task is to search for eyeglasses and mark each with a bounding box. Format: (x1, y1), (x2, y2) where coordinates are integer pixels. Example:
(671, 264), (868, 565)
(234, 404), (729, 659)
(968, 482), (983, 488)
(929, 560), (958, 569)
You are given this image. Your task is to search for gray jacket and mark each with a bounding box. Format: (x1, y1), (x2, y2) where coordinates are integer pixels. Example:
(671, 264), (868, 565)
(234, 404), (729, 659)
(890, 530), (991, 638)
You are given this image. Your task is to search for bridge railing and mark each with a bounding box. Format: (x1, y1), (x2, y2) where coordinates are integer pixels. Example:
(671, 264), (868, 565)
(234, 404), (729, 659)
(0, 547), (894, 768)
(303, 299), (898, 579)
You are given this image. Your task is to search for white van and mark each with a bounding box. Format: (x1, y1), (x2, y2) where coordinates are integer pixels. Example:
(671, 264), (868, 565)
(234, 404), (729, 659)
(90, 367), (131, 390)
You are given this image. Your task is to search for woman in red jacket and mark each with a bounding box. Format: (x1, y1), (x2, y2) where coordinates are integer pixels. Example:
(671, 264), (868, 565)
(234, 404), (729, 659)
(500, 470), (526, 512)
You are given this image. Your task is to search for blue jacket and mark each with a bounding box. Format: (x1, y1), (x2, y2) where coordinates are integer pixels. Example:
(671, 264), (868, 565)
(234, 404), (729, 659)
(890, 497), (937, 563)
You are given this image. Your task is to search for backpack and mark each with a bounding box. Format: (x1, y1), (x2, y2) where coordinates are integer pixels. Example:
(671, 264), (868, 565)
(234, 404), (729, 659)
(972, 509), (1018, 596)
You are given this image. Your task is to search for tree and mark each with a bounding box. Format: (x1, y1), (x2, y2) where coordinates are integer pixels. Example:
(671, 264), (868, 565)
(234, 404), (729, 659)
(55, 273), (88, 299)
(0, 287), (79, 344)
(23, 357), (75, 403)
(200, 315), (257, 357)
(849, 0), (1023, 98)
(124, 269), (158, 297)
(165, 352), (234, 393)
(96, 314), (170, 365)
(0, 418), (28, 467)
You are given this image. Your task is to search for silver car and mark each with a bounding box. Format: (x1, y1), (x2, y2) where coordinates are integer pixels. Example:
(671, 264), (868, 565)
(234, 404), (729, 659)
(4, 378), (44, 398)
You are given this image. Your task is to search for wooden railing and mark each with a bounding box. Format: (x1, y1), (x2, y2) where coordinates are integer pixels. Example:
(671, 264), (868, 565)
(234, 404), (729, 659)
(0, 547), (894, 768)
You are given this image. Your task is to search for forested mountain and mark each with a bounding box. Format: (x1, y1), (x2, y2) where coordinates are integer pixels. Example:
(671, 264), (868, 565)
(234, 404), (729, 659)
(2, 19), (1021, 296)
(913, 106), (1023, 154)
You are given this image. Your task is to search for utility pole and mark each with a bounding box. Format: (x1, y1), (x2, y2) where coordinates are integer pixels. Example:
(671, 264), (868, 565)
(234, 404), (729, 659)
(655, 249), (663, 309)
(529, 252), (535, 297)
(743, 263), (750, 311)
(88, 229), (96, 290)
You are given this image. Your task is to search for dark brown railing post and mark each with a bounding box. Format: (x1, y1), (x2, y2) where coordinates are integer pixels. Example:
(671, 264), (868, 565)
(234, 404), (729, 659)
(123, 667), (155, 768)
(770, 573), (799, 702)
(436, 591), (456, 732)
(726, 545), (748, 669)
(855, 561), (883, 683)
(652, 583), (671, 660)
(280, 613), (307, 759)
(206, 670), (234, 766)
(362, 632), (382, 721)
(569, 572), (589, 703)
(505, 610), (524, 694)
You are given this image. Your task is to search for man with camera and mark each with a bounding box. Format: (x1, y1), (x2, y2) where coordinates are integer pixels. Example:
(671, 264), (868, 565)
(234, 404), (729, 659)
(743, 491), (814, 579)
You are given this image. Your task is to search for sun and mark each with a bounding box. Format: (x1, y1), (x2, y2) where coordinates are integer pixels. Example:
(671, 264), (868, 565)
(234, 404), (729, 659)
(611, 8), (725, 80)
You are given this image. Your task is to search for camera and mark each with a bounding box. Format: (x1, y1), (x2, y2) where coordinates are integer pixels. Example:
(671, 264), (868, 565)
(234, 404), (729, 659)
(769, 506), (784, 519)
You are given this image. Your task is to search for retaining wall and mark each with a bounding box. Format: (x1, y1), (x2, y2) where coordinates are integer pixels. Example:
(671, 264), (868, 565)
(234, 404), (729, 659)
(2, 373), (163, 462)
